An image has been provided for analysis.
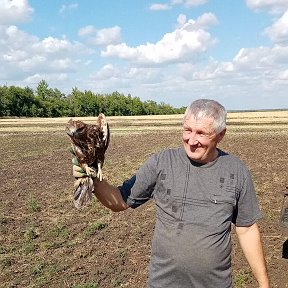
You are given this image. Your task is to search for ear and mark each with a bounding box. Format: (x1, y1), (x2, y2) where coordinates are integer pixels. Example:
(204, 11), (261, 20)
(217, 128), (226, 143)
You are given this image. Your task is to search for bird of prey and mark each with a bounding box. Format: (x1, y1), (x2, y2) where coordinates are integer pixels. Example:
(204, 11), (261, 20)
(65, 113), (110, 208)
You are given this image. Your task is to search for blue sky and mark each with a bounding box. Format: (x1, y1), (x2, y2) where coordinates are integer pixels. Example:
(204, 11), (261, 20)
(1, 0), (288, 110)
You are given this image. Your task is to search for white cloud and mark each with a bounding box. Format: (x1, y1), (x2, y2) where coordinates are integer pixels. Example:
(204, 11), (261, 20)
(101, 14), (217, 65)
(195, 12), (219, 28)
(177, 14), (187, 26)
(94, 64), (118, 80)
(0, 25), (92, 80)
(171, 0), (208, 7)
(24, 73), (43, 84)
(0, 25), (38, 52)
(181, 0), (208, 7)
(232, 45), (288, 70)
(0, 0), (33, 25)
(93, 26), (122, 45)
(151, 0), (208, 10)
(86, 64), (165, 94)
(78, 25), (95, 37)
(32, 37), (77, 54)
(171, 0), (182, 3)
(128, 44), (288, 109)
(264, 10), (288, 43)
(151, 43), (288, 108)
(59, 3), (79, 15)
(78, 25), (122, 46)
(246, 0), (288, 14)
(149, 3), (171, 11)
(277, 69), (288, 80)
(182, 44), (288, 86)
(93, 64), (162, 84)
(24, 73), (68, 85)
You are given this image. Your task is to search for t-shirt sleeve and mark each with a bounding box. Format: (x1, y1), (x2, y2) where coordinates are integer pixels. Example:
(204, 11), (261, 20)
(118, 153), (158, 208)
(233, 169), (262, 226)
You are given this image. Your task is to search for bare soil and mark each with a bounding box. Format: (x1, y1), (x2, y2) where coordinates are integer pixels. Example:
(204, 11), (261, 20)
(0, 120), (287, 288)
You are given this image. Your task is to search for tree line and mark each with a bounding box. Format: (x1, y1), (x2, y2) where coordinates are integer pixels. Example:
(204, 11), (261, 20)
(0, 80), (185, 117)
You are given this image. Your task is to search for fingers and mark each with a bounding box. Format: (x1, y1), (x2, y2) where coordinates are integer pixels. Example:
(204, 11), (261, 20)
(69, 146), (75, 155)
(73, 165), (87, 178)
(71, 157), (86, 177)
(72, 157), (79, 166)
(71, 156), (97, 179)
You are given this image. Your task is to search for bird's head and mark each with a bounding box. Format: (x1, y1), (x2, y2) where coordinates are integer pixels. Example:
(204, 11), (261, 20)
(65, 119), (87, 139)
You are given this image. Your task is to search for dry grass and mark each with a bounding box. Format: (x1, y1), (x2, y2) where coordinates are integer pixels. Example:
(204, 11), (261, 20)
(0, 112), (288, 287)
(0, 110), (287, 135)
(228, 110), (288, 119)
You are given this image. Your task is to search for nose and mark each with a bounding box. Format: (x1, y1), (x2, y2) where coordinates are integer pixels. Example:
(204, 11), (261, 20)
(187, 132), (199, 146)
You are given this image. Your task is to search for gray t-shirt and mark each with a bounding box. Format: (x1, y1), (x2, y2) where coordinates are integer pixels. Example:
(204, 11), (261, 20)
(119, 146), (262, 288)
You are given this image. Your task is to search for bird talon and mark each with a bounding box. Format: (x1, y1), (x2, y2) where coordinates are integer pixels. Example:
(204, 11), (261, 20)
(97, 170), (103, 181)
(85, 166), (97, 177)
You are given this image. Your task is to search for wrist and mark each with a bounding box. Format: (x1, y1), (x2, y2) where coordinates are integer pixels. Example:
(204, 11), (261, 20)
(258, 279), (270, 288)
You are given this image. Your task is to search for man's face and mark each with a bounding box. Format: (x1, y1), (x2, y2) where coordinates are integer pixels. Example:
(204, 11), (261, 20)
(182, 115), (226, 164)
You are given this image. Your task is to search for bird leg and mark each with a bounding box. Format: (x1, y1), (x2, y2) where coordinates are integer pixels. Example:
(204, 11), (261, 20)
(83, 164), (97, 178)
(97, 162), (103, 181)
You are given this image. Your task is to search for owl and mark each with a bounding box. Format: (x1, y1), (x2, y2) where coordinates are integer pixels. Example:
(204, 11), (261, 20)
(65, 113), (110, 208)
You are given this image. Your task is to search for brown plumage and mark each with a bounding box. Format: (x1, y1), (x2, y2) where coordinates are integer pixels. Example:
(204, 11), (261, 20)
(65, 113), (110, 208)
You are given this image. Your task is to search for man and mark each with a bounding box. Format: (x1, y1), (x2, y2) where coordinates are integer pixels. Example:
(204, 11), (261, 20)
(73, 99), (270, 288)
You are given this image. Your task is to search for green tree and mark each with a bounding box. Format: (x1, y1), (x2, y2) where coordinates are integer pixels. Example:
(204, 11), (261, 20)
(0, 82), (182, 117)
(5, 86), (35, 117)
(36, 80), (50, 100)
(0, 86), (10, 116)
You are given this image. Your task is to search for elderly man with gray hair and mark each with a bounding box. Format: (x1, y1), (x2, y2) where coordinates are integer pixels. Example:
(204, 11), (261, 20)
(73, 99), (270, 288)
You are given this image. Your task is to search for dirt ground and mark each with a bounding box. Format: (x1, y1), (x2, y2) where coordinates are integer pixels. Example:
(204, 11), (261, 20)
(0, 118), (288, 288)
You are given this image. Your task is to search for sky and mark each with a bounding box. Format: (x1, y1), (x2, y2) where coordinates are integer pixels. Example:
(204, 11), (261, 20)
(0, 0), (288, 110)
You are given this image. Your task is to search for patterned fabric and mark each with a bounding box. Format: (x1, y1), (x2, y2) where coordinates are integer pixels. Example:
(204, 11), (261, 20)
(119, 146), (261, 288)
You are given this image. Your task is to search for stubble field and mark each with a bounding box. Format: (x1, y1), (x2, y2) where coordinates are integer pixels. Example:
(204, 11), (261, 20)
(0, 111), (288, 288)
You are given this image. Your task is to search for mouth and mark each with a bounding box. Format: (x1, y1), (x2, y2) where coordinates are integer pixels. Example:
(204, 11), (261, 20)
(189, 143), (200, 151)
(189, 148), (199, 154)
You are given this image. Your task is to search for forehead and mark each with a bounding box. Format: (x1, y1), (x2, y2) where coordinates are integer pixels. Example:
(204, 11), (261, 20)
(74, 120), (85, 126)
(183, 115), (215, 131)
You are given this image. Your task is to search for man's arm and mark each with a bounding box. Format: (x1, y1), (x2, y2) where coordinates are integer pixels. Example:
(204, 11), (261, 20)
(72, 151), (158, 212)
(93, 179), (129, 212)
(72, 161), (129, 212)
(235, 223), (270, 288)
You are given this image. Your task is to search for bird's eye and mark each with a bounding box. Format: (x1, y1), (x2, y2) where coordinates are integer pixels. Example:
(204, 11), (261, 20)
(77, 127), (85, 132)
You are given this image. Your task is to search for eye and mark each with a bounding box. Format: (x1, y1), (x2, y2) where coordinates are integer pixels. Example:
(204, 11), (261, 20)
(199, 131), (211, 138)
(77, 127), (85, 132)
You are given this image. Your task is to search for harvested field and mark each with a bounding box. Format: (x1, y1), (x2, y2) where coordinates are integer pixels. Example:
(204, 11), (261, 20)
(0, 110), (288, 288)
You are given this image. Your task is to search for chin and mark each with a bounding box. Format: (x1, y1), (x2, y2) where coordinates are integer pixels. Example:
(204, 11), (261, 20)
(189, 154), (203, 162)
(185, 148), (204, 162)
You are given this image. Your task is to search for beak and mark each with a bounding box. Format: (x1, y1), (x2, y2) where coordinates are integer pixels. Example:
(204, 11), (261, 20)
(66, 128), (76, 137)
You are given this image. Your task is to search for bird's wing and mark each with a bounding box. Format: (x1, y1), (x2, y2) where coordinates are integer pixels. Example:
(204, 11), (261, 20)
(104, 123), (110, 152)
(97, 113), (110, 151)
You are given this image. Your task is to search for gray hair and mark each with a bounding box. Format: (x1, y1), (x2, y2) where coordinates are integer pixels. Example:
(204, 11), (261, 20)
(184, 99), (227, 134)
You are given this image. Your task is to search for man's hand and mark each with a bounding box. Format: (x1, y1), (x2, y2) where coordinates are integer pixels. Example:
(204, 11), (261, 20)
(69, 147), (88, 178)
(69, 147), (128, 212)
(71, 157), (90, 189)
(69, 146), (89, 188)
(236, 223), (270, 288)
(72, 157), (88, 178)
